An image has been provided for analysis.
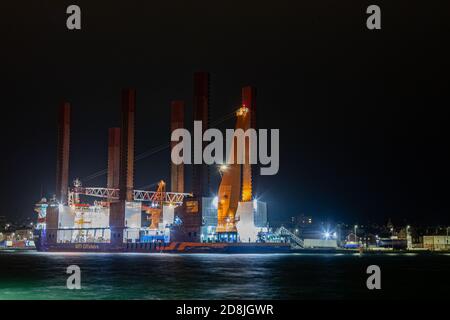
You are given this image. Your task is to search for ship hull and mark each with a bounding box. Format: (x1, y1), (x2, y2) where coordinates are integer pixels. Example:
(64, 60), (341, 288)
(37, 241), (292, 254)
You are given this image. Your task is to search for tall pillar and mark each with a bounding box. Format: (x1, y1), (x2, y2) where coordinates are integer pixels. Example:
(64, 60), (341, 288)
(192, 72), (210, 197)
(170, 101), (185, 193)
(119, 89), (135, 202)
(110, 89), (135, 247)
(241, 86), (256, 202)
(107, 127), (121, 191)
(56, 102), (70, 205)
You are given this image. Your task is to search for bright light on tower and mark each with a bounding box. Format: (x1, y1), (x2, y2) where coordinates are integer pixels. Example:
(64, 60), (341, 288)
(212, 196), (218, 209)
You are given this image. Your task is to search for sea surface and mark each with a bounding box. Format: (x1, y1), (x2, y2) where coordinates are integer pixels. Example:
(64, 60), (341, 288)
(0, 250), (449, 299)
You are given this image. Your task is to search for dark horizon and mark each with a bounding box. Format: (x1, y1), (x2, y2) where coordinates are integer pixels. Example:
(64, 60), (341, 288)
(1, 0), (449, 226)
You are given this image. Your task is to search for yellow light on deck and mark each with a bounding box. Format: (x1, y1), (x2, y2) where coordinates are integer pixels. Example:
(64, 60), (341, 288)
(236, 105), (249, 116)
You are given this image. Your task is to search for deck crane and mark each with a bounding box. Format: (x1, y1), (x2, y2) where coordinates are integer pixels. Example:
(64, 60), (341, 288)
(142, 180), (167, 230)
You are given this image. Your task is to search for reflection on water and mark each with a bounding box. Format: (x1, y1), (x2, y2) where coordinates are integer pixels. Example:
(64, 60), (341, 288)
(0, 251), (449, 299)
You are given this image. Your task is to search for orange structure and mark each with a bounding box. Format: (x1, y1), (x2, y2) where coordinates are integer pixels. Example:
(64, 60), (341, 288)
(56, 102), (71, 205)
(144, 180), (166, 229)
(107, 127), (120, 192)
(110, 89), (136, 245)
(119, 89), (136, 202)
(170, 101), (185, 193)
(241, 86), (256, 202)
(192, 72), (210, 197)
(216, 104), (252, 240)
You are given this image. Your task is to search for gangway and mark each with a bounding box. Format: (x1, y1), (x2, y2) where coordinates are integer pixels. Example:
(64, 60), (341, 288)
(275, 227), (304, 248)
(70, 186), (191, 206)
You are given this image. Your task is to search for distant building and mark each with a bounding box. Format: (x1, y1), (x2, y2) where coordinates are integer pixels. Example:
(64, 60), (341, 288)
(423, 236), (450, 251)
(291, 214), (313, 227)
(378, 238), (407, 250)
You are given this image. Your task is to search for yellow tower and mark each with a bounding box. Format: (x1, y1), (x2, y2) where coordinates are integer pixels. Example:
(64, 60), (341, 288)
(216, 105), (251, 240)
(241, 86), (255, 202)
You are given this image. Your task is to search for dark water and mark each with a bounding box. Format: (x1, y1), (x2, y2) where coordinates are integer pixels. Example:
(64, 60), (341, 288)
(0, 251), (449, 299)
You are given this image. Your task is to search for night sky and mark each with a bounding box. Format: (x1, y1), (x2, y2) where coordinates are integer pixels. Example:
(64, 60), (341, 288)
(1, 1), (449, 226)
